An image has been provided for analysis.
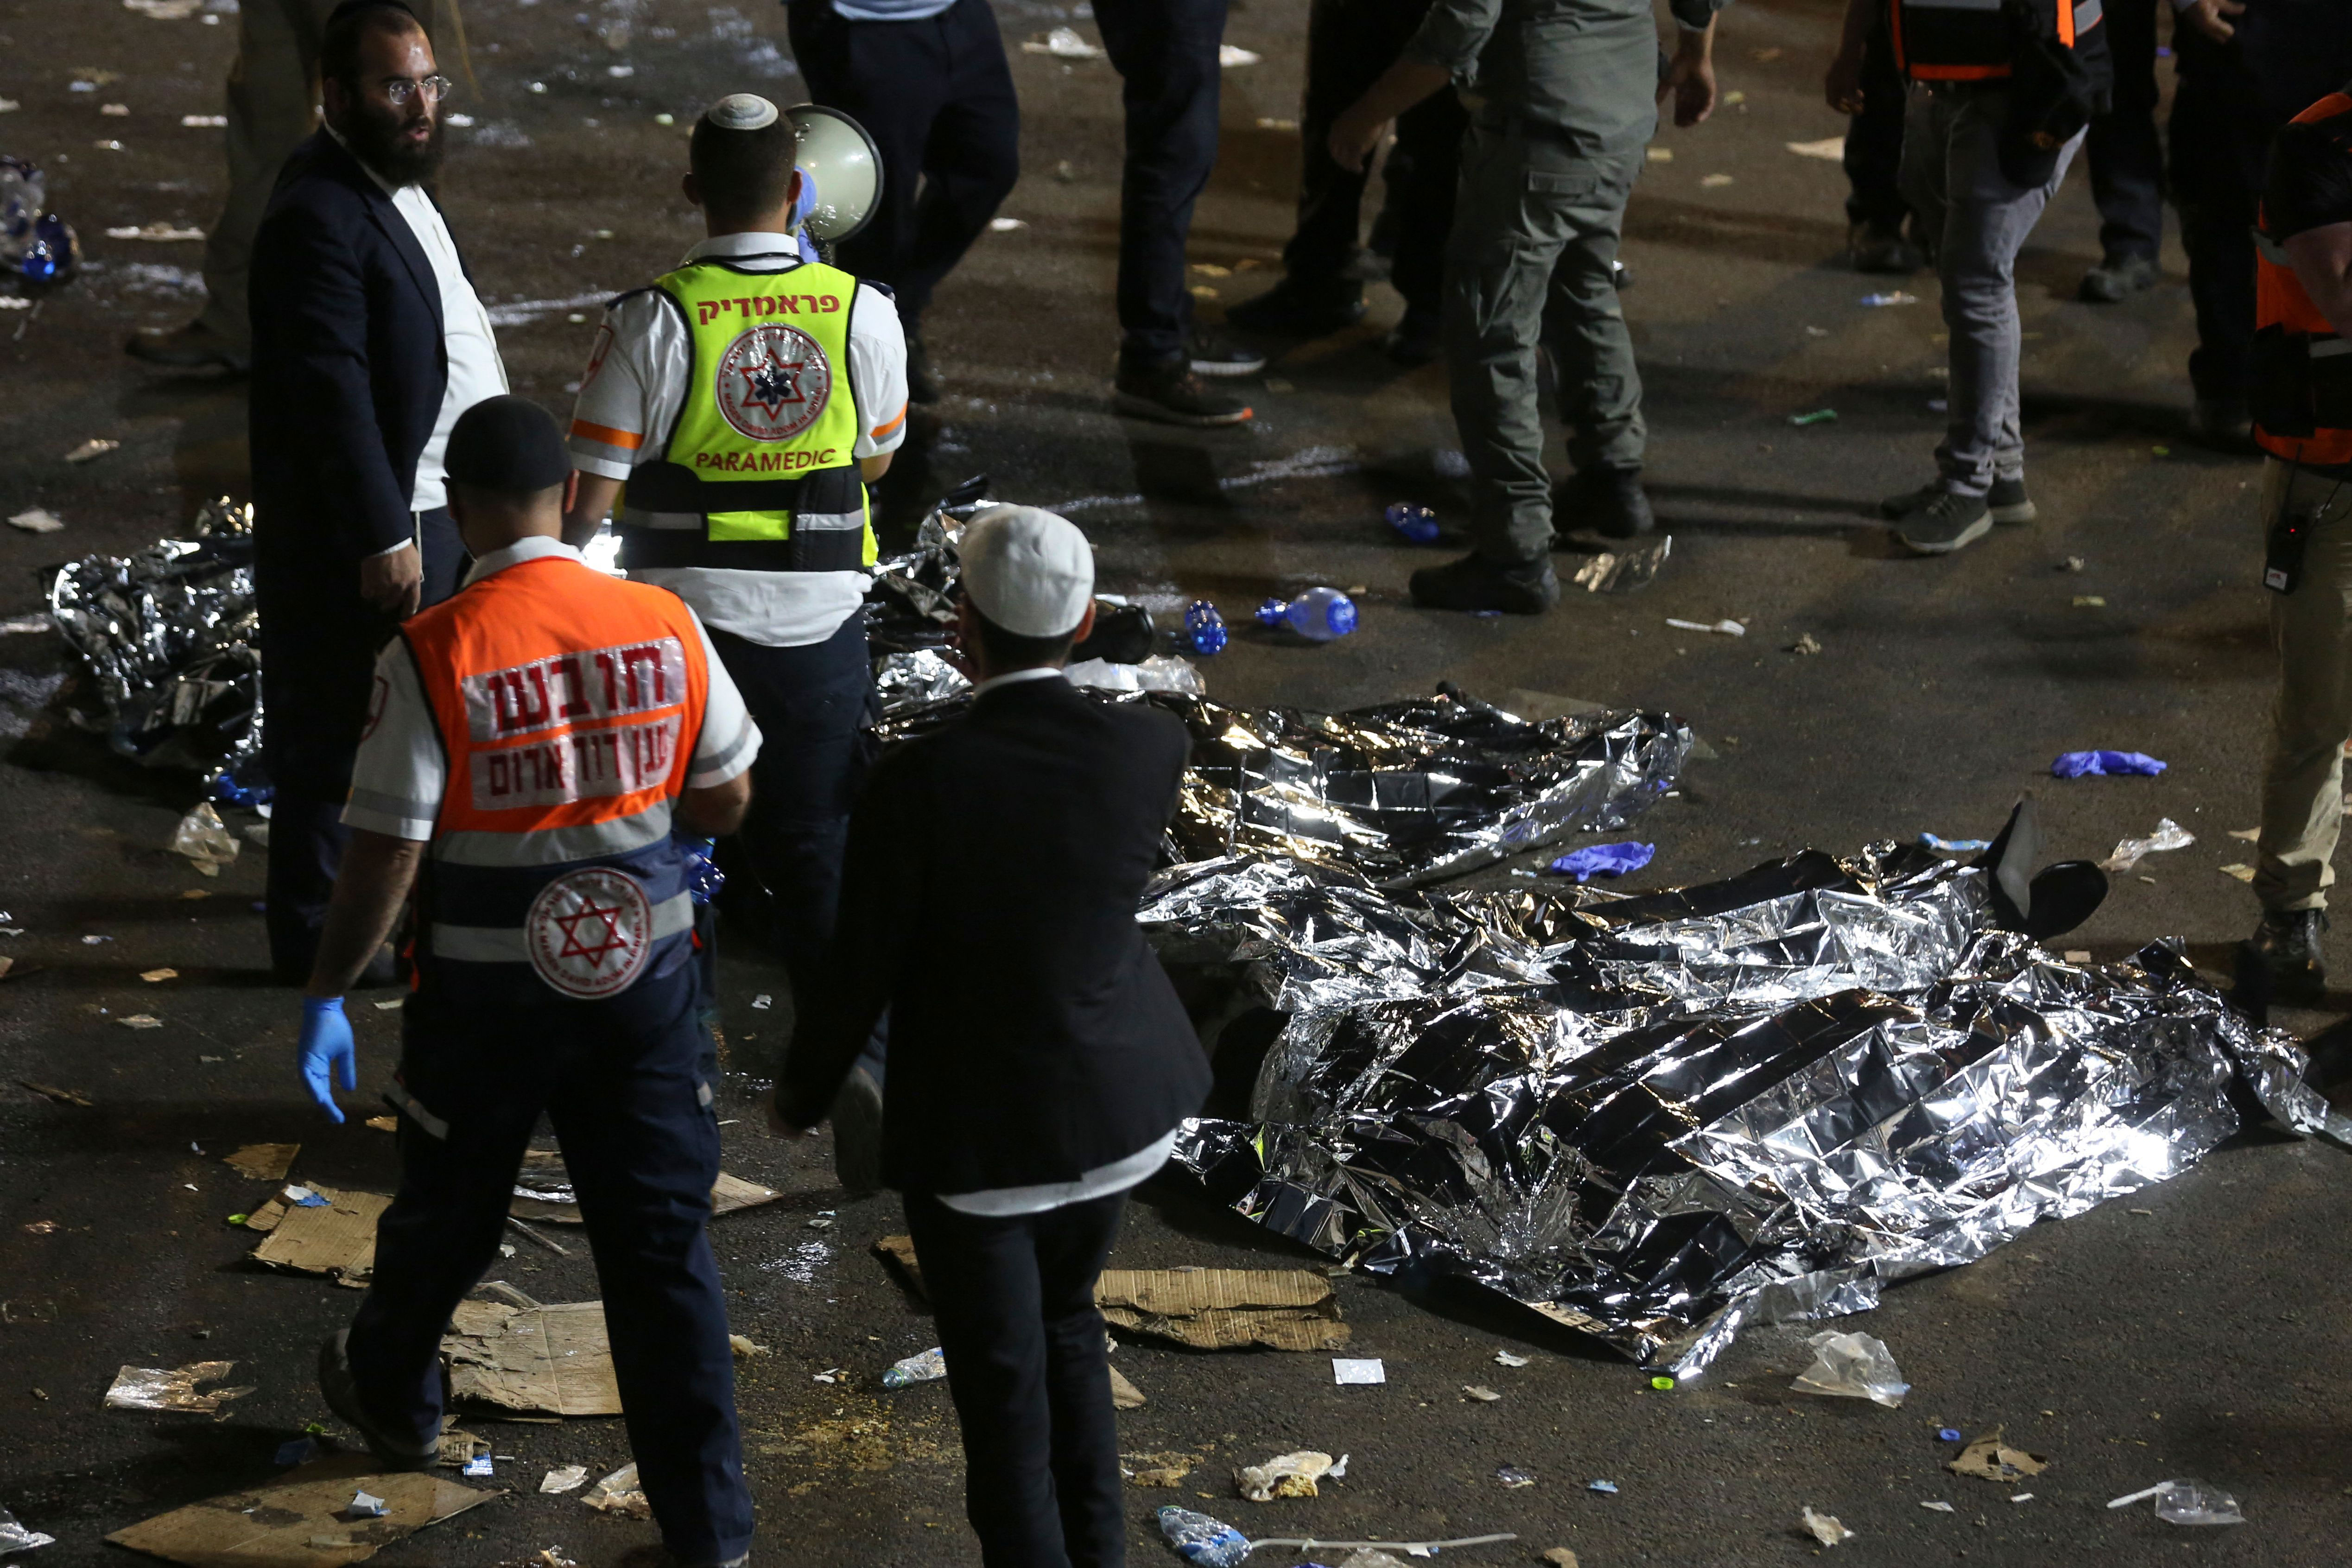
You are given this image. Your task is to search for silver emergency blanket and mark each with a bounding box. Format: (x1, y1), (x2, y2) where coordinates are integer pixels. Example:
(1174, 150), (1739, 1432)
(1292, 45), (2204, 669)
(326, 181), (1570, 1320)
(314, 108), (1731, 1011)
(46, 497), (261, 768)
(1157, 843), (2352, 1375)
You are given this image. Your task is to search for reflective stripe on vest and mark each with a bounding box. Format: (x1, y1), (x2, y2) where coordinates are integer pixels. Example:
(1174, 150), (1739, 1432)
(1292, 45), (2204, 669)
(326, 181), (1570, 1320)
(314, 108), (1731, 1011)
(399, 555), (710, 1000)
(2253, 93), (2352, 466)
(615, 257), (878, 575)
(1892, 0), (2102, 82)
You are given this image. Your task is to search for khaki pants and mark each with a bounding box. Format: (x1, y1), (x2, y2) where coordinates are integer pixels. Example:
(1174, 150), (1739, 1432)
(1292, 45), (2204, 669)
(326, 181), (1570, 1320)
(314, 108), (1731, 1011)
(197, 0), (438, 349)
(2257, 456), (2352, 912)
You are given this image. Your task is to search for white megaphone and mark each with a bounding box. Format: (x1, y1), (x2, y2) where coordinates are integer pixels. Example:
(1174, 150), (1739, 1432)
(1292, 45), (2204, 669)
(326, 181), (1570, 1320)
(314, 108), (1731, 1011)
(786, 103), (882, 245)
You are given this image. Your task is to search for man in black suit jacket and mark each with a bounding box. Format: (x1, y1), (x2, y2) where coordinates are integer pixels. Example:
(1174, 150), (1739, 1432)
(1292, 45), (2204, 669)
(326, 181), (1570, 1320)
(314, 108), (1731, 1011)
(248, 0), (504, 981)
(773, 506), (1210, 1568)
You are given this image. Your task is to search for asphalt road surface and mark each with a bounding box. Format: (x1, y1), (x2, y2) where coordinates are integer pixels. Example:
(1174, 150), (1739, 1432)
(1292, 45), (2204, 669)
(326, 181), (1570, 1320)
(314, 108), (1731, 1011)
(4, 0), (2349, 1564)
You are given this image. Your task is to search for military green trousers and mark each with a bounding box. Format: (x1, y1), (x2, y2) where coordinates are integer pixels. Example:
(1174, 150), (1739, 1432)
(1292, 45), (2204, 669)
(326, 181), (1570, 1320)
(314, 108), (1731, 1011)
(1443, 127), (1647, 565)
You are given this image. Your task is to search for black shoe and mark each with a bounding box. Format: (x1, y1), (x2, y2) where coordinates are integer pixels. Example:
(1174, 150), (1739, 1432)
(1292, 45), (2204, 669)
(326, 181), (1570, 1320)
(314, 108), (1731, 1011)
(1382, 305), (1441, 367)
(905, 330), (942, 405)
(2191, 396), (2255, 454)
(317, 1330), (437, 1471)
(1893, 490), (1992, 555)
(2079, 252), (2158, 303)
(1610, 258), (1634, 290)
(1188, 327), (1267, 378)
(1113, 357), (1253, 427)
(125, 319), (250, 372)
(1224, 278), (1366, 337)
(1848, 220), (1925, 274)
(1408, 552), (1560, 615)
(1560, 465), (1655, 543)
(1881, 475), (2034, 525)
(2247, 908), (2328, 1007)
(828, 1064), (884, 1198)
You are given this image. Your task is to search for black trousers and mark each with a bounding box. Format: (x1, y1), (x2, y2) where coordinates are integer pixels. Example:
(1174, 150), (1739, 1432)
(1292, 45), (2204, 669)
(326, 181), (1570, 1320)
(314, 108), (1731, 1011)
(705, 616), (875, 1047)
(260, 506), (464, 981)
(347, 964), (754, 1564)
(1094, 0), (1228, 365)
(2084, 0), (2163, 262)
(904, 1189), (1128, 1568)
(1281, 0), (1463, 316)
(1843, 15), (1909, 231)
(2168, 29), (2273, 404)
(786, 0), (1020, 325)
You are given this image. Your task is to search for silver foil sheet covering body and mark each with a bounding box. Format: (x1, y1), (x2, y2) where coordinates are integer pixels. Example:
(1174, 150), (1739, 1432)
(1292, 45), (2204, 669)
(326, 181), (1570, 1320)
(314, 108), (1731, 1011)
(1161, 844), (2351, 1375)
(47, 499), (261, 767)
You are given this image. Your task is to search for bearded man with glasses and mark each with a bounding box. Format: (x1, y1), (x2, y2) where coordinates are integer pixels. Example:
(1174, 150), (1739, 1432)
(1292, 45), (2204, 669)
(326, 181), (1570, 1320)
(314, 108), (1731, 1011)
(244, 0), (510, 987)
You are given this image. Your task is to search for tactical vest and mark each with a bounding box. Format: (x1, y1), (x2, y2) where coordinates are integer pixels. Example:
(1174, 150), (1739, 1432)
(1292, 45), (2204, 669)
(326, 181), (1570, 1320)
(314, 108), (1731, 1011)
(616, 256), (878, 574)
(2253, 92), (2352, 468)
(1891, 0), (2104, 82)
(399, 553), (710, 1007)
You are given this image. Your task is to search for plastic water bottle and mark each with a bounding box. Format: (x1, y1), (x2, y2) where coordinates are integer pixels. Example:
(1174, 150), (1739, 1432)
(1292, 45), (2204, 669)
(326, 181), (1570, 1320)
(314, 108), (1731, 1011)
(1384, 502), (1439, 544)
(21, 212), (73, 284)
(1155, 1506), (1250, 1568)
(682, 837), (725, 906)
(1181, 599), (1227, 656)
(0, 159), (41, 265)
(1255, 586), (1357, 641)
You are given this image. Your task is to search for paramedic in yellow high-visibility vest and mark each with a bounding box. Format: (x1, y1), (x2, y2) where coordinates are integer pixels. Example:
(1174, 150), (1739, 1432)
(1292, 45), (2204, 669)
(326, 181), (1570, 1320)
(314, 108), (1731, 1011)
(563, 92), (907, 1193)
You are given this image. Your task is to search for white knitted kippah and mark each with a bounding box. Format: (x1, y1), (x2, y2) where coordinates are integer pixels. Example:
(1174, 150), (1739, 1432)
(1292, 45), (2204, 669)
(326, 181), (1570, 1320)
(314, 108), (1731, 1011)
(705, 93), (779, 131)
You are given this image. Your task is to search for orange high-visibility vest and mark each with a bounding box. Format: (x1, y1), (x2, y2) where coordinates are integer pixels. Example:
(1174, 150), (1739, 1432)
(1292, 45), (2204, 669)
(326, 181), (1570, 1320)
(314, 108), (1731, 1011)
(398, 552), (711, 1002)
(2254, 93), (2352, 468)
(1890, 0), (2104, 83)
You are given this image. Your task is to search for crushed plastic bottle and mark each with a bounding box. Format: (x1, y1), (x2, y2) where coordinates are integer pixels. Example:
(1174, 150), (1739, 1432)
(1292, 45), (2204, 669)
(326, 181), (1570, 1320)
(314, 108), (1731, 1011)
(1789, 1330), (1909, 1408)
(1157, 1505), (1251, 1567)
(880, 1346), (946, 1388)
(1384, 502), (1439, 544)
(1255, 586), (1357, 641)
(1181, 600), (1228, 656)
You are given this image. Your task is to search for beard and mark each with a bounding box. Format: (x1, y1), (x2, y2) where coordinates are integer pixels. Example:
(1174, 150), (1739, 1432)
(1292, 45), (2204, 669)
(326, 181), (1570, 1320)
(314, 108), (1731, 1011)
(343, 95), (444, 187)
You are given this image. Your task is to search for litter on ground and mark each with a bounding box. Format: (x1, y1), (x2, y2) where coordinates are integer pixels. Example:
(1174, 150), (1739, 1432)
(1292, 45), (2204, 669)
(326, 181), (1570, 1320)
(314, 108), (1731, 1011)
(103, 1362), (253, 1413)
(1789, 1331), (1908, 1407)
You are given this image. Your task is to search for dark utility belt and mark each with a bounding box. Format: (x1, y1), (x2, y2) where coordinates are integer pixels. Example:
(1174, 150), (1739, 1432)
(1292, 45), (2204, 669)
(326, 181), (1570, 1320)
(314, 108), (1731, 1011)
(2250, 325), (2352, 439)
(618, 459), (868, 574)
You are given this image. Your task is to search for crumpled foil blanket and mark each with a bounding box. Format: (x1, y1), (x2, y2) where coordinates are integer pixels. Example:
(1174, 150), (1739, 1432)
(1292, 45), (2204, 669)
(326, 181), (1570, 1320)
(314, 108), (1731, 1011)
(47, 499), (261, 767)
(1153, 844), (2352, 1375)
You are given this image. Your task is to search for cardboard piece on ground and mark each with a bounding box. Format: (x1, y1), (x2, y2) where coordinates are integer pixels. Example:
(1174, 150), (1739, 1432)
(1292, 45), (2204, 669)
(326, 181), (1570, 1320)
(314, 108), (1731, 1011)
(1095, 1268), (1350, 1352)
(224, 1143), (300, 1181)
(875, 1237), (1349, 1351)
(507, 1148), (779, 1224)
(441, 1300), (622, 1416)
(1947, 1428), (2048, 1483)
(248, 1185), (388, 1285)
(1109, 1365), (1147, 1410)
(105, 1453), (496, 1566)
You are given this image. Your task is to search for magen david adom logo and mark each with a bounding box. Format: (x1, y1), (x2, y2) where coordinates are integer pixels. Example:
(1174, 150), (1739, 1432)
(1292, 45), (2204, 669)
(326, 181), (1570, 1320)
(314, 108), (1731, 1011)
(526, 867), (655, 999)
(715, 323), (832, 441)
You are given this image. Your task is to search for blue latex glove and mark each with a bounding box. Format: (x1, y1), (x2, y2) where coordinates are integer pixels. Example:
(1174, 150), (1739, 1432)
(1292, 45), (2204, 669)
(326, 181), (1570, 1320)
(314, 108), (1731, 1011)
(298, 996), (356, 1124)
(1547, 841), (1656, 882)
(2051, 749), (2167, 778)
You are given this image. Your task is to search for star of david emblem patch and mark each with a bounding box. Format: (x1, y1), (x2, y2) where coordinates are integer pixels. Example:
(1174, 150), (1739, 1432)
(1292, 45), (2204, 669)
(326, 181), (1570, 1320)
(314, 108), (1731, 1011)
(526, 867), (654, 999)
(714, 323), (831, 442)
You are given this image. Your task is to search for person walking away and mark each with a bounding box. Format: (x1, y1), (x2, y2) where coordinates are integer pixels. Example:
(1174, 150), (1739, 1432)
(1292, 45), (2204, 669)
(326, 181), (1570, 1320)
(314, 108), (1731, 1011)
(771, 506), (1212, 1567)
(1325, 0), (1728, 615)
(126, 0), (443, 370)
(562, 94), (906, 1189)
(247, 0), (503, 982)
(785, 0), (1019, 403)
(297, 395), (762, 1568)
(2238, 82), (2352, 1004)
(2075, 0), (2163, 303)
(1224, 0), (1469, 365)
(1097, 0), (1266, 425)
(1828, 0), (2112, 556)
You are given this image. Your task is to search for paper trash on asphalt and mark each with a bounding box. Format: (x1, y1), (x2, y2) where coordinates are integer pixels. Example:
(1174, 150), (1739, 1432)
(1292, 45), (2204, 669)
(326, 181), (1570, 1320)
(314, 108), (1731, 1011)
(1021, 25), (1100, 56)
(1235, 1450), (1336, 1501)
(506, 1147), (779, 1224)
(1946, 1429), (2046, 1483)
(440, 1300), (621, 1417)
(223, 1143), (298, 1182)
(1094, 1268), (1349, 1351)
(1800, 1507), (1852, 1546)
(1331, 1358), (1386, 1385)
(539, 1466), (588, 1495)
(580, 1463), (649, 1518)
(1571, 536), (1671, 594)
(6, 509), (63, 534)
(246, 1185), (387, 1285)
(103, 1362), (254, 1413)
(103, 1454), (494, 1567)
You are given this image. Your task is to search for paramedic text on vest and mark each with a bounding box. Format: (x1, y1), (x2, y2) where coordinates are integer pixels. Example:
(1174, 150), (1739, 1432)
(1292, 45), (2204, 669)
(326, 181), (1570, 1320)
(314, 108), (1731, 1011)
(559, 95), (908, 1193)
(2238, 87), (2352, 1010)
(294, 397), (765, 1568)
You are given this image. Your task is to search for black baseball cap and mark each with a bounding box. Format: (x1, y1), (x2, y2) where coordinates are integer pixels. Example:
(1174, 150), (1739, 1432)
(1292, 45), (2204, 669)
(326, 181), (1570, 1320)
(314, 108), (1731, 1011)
(445, 395), (572, 495)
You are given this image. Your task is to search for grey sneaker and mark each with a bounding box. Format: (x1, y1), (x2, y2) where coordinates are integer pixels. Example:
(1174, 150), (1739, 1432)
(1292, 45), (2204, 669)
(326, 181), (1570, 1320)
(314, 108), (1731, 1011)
(1882, 476), (2034, 525)
(1188, 327), (1267, 378)
(2079, 252), (2158, 304)
(1408, 552), (1560, 614)
(1894, 490), (1993, 555)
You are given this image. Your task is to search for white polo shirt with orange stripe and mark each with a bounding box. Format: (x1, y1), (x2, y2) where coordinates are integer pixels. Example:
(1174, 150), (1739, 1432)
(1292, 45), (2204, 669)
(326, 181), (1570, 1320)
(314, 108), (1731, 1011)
(565, 230), (910, 649)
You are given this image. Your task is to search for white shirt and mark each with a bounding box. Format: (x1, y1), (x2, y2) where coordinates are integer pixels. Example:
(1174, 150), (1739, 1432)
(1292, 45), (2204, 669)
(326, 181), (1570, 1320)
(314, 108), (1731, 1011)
(342, 537), (760, 842)
(329, 126), (510, 518)
(566, 231), (910, 649)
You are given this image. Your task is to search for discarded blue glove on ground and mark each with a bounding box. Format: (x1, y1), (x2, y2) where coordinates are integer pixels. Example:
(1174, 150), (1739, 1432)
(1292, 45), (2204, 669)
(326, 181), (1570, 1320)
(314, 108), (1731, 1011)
(2052, 750), (2167, 778)
(1548, 842), (1655, 881)
(1920, 832), (1991, 853)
